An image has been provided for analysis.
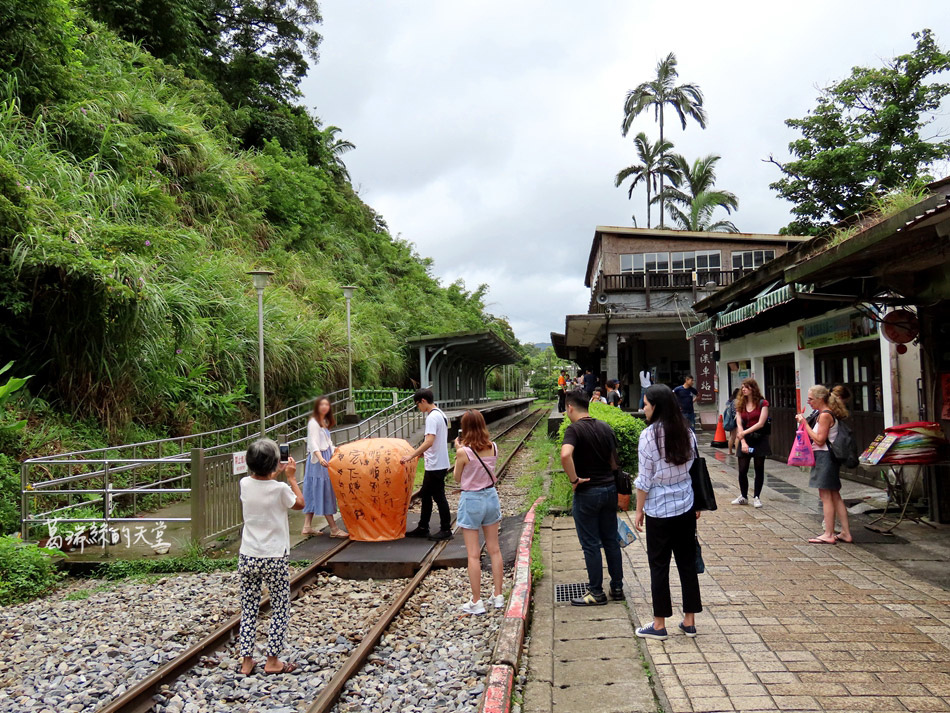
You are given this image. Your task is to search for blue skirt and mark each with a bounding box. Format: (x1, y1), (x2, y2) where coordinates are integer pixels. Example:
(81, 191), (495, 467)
(302, 448), (338, 515)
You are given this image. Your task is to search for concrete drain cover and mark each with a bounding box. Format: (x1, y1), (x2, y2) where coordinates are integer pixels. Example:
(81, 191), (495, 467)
(554, 582), (588, 603)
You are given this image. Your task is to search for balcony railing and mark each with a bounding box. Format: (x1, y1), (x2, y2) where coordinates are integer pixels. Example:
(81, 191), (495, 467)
(601, 269), (749, 292)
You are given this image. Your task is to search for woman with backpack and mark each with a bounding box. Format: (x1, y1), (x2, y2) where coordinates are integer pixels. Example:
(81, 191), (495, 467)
(733, 379), (770, 508)
(723, 388), (739, 455)
(796, 385), (853, 544)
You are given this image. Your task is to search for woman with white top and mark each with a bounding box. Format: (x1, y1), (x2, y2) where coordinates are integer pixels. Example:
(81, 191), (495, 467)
(238, 439), (305, 675)
(633, 384), (702, 641)
(301, 396), (348, 538)
(453, 409), (505, 615)
(796, 385), (852, 545)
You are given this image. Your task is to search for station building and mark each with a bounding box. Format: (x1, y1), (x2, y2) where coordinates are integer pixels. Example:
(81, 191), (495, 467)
(689, 179), (950, 518)
(551, 226), (804, 426)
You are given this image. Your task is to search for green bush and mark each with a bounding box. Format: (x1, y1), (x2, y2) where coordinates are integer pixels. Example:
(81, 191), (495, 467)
(557, 402), (647, 474)
(0, 534), (62, 604)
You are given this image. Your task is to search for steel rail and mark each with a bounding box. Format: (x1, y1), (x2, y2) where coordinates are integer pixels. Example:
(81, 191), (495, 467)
(304, 406), (546, 713)
(97, 538), (352, 713)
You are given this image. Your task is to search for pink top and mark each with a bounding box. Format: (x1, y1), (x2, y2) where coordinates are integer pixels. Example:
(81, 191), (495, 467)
(458, 444), (498, 491)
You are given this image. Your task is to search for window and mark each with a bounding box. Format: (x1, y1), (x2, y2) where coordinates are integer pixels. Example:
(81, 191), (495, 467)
(732, 250), (775, 270)
(622, 251), (718, 273)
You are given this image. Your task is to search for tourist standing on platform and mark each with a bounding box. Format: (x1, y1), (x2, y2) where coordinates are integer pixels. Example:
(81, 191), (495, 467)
(638, 367), (653, 409)
(582, 368), (597, 397)
(453, 409), (505, 615)
(732, 379), (770, 509)
(633, 384), (702, 641)
(560, 390), (625, 606)
(797, 385), (853, 545)
(605, 380), (622, 408)
(237, 439), (304, 675)
(401, 389), (453, 541)
(724, 388), (740, 456)
(557, 370), (568, 413)
(301, 397), (348, 538)
(673, 375), (699, 430)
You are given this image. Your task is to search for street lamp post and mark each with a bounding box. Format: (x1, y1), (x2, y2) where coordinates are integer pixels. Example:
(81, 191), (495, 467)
(248, 270), (274, 438)
(342, 286), (358, 421)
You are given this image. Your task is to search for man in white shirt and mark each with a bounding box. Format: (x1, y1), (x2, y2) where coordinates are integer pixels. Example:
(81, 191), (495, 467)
(400, 388), (452, 540)
(638, 368), (653, 410)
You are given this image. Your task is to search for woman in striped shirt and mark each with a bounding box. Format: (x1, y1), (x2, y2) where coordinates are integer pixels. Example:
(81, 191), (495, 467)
(633, 384), (702, 641)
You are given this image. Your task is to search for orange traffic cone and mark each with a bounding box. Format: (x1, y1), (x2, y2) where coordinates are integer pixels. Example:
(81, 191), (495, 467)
(711, 414), (728, 448)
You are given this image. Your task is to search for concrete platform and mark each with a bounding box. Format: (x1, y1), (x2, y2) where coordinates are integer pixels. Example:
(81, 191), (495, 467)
(547, 407), (563, 437)
(288, 513), (524, 579)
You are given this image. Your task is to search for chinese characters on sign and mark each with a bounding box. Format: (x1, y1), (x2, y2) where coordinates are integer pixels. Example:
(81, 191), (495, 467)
(694, 332), (716, 405)
(43, 519), (171, 554)
(233, 451), (248, 475)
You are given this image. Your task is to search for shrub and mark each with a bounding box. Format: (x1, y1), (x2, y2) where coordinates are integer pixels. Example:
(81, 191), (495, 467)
(557, 402), (647, 474)
(0, 535), (62, 604)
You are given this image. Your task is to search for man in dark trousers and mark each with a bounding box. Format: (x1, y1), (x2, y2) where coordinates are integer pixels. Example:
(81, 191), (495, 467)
(560, 389), (624, 606)
(557, 370), (568, 413)
(400, 389), (452, 541)
(673, 375), (699, 431)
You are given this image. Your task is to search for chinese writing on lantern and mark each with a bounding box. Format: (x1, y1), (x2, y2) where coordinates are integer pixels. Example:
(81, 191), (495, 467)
(694, 332), (716, 404)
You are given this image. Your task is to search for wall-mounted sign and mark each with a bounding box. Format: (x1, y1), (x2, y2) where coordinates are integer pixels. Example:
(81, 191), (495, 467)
(233, 451), (248, 475)
(797, 312), (878, 350)
(694, 332), (716, 404)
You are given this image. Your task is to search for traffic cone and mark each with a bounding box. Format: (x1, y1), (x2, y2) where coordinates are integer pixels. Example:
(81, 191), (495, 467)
(711, 414), (728, 448)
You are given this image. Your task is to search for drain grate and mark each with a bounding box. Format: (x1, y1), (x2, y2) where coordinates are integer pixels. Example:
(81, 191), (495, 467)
(554, 582), (589, 603)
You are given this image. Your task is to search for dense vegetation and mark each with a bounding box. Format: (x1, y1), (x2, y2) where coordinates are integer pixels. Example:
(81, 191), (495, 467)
(0, 0), (518, 535)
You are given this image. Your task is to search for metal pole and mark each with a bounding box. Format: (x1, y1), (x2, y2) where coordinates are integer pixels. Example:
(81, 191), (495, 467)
(257, 287), (266, 438)
(347, 294), (353, 403)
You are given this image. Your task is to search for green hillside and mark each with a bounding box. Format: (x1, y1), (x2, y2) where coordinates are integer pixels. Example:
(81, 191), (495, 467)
(0, 0), (517, 533)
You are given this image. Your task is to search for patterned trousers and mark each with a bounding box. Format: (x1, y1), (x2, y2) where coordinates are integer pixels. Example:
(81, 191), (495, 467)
(238, 554), (290, 658)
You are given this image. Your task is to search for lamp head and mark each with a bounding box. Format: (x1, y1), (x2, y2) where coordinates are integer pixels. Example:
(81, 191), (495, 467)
(247, 270), (274, 291)
(342, 285), (357, 300)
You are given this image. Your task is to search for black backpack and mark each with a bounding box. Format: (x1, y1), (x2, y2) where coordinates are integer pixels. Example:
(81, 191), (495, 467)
(829, 416), (860, 469)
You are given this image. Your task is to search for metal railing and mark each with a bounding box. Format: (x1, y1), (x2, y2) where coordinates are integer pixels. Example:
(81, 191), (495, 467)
(20, 388), (429, 548)
(599, 269), (752, 293)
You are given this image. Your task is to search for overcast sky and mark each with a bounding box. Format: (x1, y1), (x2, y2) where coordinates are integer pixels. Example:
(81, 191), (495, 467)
(301, 1), (949, 344)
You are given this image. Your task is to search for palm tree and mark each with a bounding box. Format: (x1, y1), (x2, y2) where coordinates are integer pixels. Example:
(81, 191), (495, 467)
(614, 133), (680, 228)
(621, 53), (706, 228)
(656, 154), (739, 232)
(323, 125), (355, 179)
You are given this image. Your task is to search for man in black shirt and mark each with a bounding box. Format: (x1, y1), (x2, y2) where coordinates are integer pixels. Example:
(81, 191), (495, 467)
(560, 389), (624, 606)
(582, 369), (597, 397)
(605, 379), (622, 408)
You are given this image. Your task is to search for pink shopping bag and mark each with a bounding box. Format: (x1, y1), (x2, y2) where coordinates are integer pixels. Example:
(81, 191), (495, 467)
(787, 424), (816, 467)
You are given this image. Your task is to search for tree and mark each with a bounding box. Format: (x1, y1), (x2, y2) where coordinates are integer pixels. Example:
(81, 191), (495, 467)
(621, 53), (707, 228)
(655, 154), (738, 232)
(614, 133), (679, 228)
(322, 125), (355, 180)
(769, 29), (950, 234)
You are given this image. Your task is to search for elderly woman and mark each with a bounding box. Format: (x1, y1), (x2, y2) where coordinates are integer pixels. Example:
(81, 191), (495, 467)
(633, 384), (702, 641)
(237, 439), (305, 676)
(797, 385), (853, 545)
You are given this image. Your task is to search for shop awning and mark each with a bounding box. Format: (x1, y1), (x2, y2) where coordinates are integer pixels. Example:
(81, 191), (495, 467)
(687, 283), (811, 338)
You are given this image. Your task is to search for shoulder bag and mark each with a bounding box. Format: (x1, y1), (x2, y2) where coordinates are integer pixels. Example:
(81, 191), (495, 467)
(469, 444), (497, 488)
(689, 437), (718, 511)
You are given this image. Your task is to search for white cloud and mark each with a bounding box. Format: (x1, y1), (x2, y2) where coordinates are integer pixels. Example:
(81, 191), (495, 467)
(301, 1), (950, 342)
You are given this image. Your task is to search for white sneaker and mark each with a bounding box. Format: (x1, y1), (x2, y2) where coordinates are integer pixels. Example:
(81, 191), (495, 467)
(490, 594), (505, 609)
(461, 599), (486, 615)
(753, 497), (763, 508)
(731, 496), (748, 506)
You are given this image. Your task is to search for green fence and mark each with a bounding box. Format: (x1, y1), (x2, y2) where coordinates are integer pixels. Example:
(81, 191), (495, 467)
(353, 388), (414, 419)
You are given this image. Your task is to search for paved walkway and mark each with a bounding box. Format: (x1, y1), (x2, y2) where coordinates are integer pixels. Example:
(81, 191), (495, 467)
(525, 448), (950, 713)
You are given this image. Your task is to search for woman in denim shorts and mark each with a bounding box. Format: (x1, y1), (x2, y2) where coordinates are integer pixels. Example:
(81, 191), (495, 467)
(453, 409), (504, 615)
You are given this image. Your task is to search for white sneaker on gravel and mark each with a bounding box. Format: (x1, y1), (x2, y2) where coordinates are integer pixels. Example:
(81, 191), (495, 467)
(461, 599), (486, 615)
(731, 496), (748, 505)
(753, 497), (763, 508)
(490, 594), (505, 609)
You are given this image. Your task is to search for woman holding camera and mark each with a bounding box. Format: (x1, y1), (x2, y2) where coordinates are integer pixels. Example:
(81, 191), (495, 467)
(633, 384), (701, 640)
(732, 379), (770, 509)
(238, 439), (305, 675)
(453, 409), (505, 615)
(301, 396), (348, 538)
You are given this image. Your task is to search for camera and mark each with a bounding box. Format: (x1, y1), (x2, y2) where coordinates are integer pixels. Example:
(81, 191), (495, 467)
(279, 444), (290, 462)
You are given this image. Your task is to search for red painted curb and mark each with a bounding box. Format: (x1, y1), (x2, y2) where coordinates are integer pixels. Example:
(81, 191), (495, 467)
(478, 664), (513, 713)
(479, 497), (545, 712)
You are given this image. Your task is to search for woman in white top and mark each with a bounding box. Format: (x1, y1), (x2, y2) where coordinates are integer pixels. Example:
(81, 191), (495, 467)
(238, 439), (305, 675)
(796, 385), (852, 545)
(301, 397), (348, 538)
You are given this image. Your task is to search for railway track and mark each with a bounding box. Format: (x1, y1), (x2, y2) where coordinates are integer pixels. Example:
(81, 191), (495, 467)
(100, 405), (546, 713)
